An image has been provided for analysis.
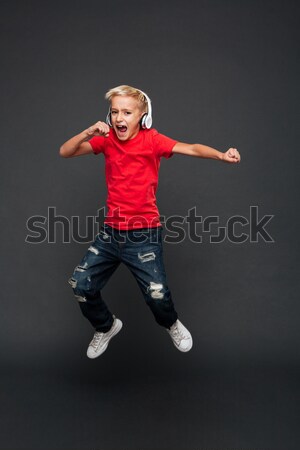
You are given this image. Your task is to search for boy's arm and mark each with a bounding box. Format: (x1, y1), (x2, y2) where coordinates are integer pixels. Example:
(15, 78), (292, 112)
(172, 142), (241, 163)
(59, 121), (110, 158)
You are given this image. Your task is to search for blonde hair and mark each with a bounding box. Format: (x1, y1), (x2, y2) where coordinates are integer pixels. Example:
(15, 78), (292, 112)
(105, 85), (149, 112)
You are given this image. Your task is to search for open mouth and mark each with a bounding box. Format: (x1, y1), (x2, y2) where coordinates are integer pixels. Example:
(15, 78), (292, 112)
(116, 125), (128, 134)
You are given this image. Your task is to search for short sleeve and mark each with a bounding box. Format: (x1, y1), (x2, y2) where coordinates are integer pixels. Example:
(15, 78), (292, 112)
(152, 129), (178, 159)
(88, 135), (106, 155)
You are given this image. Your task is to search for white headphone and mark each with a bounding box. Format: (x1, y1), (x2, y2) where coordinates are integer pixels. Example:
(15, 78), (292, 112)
(106, 89), (153, 129)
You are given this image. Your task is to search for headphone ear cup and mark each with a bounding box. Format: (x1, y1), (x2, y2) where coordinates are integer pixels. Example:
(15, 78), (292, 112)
(140, 113), (147, 129)
(144, 115), (152, 129)
(106, 111), (112, 127)
(140, 113), (152, 129)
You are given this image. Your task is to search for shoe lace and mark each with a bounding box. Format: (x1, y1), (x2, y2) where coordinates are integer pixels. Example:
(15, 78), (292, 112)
(171, 324), (187, 343)
(90, 332), (103, 349)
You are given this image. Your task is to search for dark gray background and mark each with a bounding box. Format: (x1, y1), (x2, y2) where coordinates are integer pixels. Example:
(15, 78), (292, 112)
(1, 0), (299, 449)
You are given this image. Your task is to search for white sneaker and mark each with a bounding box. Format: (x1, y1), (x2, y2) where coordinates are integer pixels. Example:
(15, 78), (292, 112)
(166, 319), (193, 352)
(87, 317), (123, 359)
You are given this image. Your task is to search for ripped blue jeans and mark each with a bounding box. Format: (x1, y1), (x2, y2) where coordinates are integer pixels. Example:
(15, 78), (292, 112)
(68, 225), (178, 332)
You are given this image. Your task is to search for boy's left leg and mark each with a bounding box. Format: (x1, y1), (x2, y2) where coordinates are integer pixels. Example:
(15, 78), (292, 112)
(121, 227), (192, 352)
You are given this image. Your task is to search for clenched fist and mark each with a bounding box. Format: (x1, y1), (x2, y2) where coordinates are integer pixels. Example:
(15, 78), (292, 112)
(222, 147), (241, 163)
(87, 121), (110, 138)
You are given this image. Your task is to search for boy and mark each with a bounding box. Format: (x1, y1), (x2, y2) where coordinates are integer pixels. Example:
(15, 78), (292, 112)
(60, 85), (240, 359)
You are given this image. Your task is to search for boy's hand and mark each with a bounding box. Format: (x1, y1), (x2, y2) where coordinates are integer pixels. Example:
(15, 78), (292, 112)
(222, 147), (241, 163)
(87, 121), (110, 138)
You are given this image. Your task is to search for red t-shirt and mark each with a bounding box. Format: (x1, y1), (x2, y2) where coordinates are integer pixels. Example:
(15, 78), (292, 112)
(89, 128), (177, 230)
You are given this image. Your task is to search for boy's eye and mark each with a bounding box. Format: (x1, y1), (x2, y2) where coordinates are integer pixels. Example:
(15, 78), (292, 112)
(125, 112), (131, 115)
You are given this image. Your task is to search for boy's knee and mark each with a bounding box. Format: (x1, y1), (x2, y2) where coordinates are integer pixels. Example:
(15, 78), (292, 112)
(146, 281), (166, 301)
(68, 265), (91, 293)
(68, 275), (91, 303)
(68, 276), (78, 289)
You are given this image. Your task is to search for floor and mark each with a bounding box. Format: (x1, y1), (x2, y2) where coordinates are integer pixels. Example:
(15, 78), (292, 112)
(1, 340), (299, 450)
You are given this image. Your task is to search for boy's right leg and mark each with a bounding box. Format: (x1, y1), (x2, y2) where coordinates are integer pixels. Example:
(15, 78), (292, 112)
(68, 228), (120, 332)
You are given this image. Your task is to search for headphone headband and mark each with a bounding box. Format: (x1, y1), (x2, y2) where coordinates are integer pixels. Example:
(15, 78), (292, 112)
(106, 88), (153, 129)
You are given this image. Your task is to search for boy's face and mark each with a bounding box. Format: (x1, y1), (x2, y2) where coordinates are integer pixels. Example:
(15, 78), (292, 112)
(110, 95), (145, 141)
